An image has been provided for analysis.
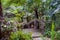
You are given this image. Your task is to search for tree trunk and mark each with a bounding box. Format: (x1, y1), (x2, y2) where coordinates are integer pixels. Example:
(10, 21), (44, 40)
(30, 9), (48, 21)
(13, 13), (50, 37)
(34, 7), (38, 19)
(0, 0), (3, 39)
(0, 1), (3, 17)
(34, 7), (39, 29)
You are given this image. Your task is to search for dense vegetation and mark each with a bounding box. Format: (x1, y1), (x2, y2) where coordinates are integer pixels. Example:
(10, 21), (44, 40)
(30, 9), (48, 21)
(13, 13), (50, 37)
(0, 0), (60, 40)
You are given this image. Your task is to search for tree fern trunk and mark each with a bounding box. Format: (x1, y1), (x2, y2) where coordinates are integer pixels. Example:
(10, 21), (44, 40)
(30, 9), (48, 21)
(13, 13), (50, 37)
(34, 7), (38, 19)
(34, 7), (39, 29)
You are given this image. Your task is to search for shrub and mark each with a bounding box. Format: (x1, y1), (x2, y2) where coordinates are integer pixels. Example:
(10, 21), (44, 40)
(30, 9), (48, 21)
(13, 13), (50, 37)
(44, 22), (51, 37)
(54, 31), (60, 40)
(51, 21), (55, 40)
(9, 31), (32, 40)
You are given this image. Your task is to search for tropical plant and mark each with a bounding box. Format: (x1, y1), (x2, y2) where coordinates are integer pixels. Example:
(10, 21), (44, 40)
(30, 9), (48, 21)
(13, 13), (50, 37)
(10, 31), (32, 40)
(55, 31), (60, 40)
(51, 21), (55, 40)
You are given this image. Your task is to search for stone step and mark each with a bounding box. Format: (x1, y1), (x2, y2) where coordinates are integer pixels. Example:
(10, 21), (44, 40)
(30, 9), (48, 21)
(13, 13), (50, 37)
(33, 38), (42, 40)
(33, 37), (51, 40)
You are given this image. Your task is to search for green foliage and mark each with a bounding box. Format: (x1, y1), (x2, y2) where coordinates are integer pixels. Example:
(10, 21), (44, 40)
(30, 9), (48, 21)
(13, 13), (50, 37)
(44, 30), (51, 37)
(55, 13), (60, 28)
(1, 0), (26, 9)
(1, 0), (11, 8)
(55, 31), (60, 40)
(10, 31), (32, 40)
(1, 0), (60, 40)
(51, 21), (55, 40)
(44, 21), (51, 37)
(14, 12), (25, 21)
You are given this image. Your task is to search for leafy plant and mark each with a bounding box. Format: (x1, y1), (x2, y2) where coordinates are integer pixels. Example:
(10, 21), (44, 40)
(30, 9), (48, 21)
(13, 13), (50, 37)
(44, 30), (51, 38)
(51, 21), (55, 40)
(54, 31), (60, 40)
(44, 21), (51, 37)
(10, 31), (32, 40)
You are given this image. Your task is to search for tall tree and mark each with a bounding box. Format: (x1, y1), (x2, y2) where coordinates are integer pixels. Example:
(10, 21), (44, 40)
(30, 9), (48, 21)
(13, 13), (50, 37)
(0, 0), (3, 17)
(0, 0), (3, 39)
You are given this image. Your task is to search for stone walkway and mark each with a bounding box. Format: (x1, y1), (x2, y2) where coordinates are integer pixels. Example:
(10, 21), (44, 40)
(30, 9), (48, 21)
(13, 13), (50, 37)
(33, 37), (51, 40)
(22, 28), (51, 40)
